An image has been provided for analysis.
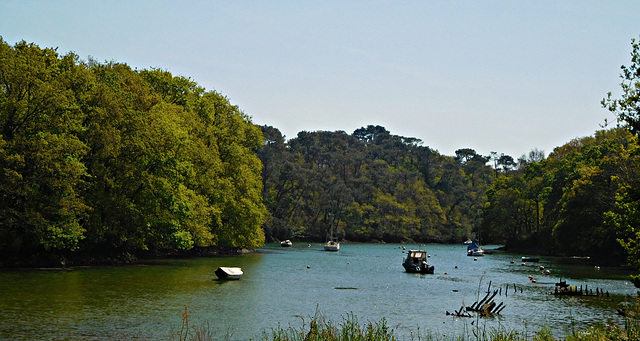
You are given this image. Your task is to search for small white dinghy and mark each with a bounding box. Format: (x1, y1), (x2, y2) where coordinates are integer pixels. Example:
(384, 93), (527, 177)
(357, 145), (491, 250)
(215, 267), (243, 280)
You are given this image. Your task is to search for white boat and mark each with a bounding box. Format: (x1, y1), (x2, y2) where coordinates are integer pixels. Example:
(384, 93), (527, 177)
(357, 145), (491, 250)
(280, 240), (292, 247)
(215, 267), (243, 280)
(324, 216), (340, 251)
(324, 240), (340, 251)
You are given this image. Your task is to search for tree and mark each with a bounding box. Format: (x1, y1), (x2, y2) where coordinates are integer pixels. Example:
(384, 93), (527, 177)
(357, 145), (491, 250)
(601, 36), (640, 286)
(602, 35), (640, 136)
(0, 39), (91, 255)
(1, 39), (269, 265)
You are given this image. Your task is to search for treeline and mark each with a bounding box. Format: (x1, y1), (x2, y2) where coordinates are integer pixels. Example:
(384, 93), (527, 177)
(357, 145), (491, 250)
(483, 35), (640, 274)
(482, 128), (637, 263)
(2, 36), (639, 279)
(257, 125), (500, 243)
(0, 39), (267, 265)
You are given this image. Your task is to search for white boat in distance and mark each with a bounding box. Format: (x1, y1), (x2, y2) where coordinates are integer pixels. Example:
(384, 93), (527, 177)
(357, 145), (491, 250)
(324, 240), (340, 251)
(324, 215), (340, 251)
(280, 240), (292, 247)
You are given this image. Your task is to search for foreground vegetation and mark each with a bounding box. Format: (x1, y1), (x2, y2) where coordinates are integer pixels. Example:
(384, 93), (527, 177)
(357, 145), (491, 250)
(164, 303), (640, 341)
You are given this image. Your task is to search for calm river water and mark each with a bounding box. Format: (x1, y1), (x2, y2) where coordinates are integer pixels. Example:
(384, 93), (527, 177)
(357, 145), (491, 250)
(0, 243), (637, 340)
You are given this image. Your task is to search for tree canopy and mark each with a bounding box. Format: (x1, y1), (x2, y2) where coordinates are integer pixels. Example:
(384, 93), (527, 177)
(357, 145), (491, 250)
(0, 38), (266, 265)
(3, 35), (640, 288)
(257, 125), (494, 244)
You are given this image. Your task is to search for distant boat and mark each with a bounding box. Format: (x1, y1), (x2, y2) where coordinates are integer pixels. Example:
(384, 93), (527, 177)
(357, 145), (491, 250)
(215, 267), (243, 280)
(463, 239), (472, 245)
(402, 250), (435, 274)
(466, 241), (484, 257)
(324, 240), (340, 251)
(521, 257), (539, 262)
(280, 240), (292, 247)
(324, 216), (340, 251)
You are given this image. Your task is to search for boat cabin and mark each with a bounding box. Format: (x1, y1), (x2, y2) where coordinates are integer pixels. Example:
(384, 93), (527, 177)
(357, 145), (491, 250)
(402, 250), (434, 274)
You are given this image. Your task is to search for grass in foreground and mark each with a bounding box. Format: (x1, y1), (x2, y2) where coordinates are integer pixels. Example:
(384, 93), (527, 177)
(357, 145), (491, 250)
(164, 299), (640, 341)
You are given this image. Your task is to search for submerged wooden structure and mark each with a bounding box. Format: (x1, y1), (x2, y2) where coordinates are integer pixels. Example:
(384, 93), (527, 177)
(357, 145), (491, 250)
(554, 280), (609, 297)
(447, 289), (505, 317)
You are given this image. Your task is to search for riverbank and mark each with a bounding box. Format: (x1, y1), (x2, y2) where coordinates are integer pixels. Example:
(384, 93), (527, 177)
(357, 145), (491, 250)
(0, 246), (254, 269)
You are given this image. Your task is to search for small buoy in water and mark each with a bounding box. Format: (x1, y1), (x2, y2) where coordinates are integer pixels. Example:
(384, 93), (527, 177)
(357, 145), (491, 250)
(544, 270), (551, 275)
(595, 266), (601, 270)
(474, 258), (478, 261)
(444, 272), (448, 275)
(428, 254), (431, 258)
(539, 265), (545, 270)
(306, 265), (310, 269)
(308, 244), (311, 248)
(522, 263), (526, 266)
(454, 265), (458, 269)
(510, 260), (515, 264)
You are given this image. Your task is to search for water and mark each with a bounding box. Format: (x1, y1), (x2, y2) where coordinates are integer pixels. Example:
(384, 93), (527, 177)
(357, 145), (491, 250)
(0, 243), (636, 340)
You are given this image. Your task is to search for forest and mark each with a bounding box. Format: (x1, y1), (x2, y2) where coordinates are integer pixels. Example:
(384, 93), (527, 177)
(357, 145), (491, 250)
(0, 38), (267, 266)
(1, 36), (639, 283)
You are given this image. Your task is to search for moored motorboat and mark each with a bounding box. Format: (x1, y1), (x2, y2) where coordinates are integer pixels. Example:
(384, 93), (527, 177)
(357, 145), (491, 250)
(466, 241), (484, 257)
(324, 240), (340, 251)
(521, 257), (539, 262)
(215, 267), (243, 280)
(402, 249), (435, 274)
(280, 240), (292, 247)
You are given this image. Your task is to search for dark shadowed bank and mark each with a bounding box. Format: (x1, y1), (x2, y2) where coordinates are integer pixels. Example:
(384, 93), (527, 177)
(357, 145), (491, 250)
(0, 246), (254, 269)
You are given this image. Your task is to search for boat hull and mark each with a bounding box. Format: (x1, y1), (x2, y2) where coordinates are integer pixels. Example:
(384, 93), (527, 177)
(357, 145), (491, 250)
(403, 263), (435, 274)
(402, 250), (434, 274)
(215, 267), (243, 280)
(467, 249), (484, 257)
(324, 241), (340, 251)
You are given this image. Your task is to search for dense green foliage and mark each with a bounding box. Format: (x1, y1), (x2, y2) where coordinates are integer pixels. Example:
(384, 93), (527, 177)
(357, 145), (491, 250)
(482, 36), (640, 272)
(482, 129), (635, 262)
(601, 35), (640, 284)
(257, 125), (494, 243)
(0, 38), (266, 264)
(3, 35), (640, 278)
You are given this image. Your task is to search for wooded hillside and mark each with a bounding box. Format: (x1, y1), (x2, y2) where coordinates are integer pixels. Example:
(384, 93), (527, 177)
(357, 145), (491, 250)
(0, 39), (267, 265)
(2, 36), (639, 280)
(257, 125), (495, 244)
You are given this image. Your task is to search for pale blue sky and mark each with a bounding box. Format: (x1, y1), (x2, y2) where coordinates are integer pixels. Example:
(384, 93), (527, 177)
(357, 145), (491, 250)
(1, 1), (639, 159)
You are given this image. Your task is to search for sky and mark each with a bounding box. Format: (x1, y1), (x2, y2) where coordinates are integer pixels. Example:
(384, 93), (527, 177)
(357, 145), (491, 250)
(1, 1), (639, 159)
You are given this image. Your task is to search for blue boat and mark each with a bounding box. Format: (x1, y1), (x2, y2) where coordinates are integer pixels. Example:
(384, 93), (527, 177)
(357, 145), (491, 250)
(466, 241), (484, 257)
